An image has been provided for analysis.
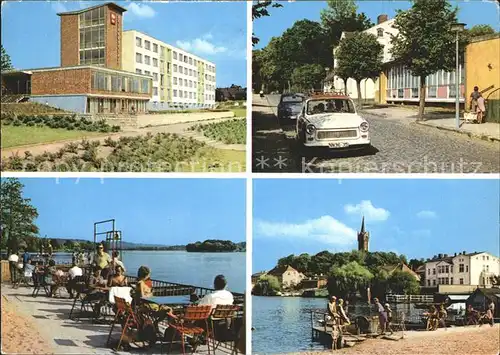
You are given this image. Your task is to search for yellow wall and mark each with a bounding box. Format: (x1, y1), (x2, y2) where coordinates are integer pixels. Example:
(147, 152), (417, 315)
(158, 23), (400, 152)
(121, 31), (135, 72)
(465, 35), (500, 109)
(377, 71), (388, 104)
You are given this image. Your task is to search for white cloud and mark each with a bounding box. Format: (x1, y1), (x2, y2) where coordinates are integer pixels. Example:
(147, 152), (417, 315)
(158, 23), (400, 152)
(176, 38), (227, 56)
(254, 215), (357, 246)
(417, 210), (438, 219)
(344, 200), (390, 222)
(51, 2), (68, 13)
(127, 3), (156, 19)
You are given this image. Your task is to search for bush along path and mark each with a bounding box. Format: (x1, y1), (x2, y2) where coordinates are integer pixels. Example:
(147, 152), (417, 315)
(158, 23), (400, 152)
(182, 117), (246, 151)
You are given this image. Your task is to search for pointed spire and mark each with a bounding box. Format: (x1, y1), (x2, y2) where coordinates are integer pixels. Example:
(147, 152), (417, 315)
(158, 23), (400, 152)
(360, 216), (366, 234)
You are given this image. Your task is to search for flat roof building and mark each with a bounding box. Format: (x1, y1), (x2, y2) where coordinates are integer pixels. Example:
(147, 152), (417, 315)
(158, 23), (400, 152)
(122, 30), (217, 110)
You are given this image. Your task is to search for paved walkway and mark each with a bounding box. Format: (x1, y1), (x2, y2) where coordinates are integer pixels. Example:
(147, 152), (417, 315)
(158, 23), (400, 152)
(361, 107), (499, 142)
(1, 117), (245, 159)
(0, 284), (221, 354)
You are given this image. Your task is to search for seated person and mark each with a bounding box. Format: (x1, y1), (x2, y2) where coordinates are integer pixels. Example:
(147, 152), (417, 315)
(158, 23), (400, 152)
(198, 275), (234, 308)
(135, 266), (172, 320)
(312, 103), (325, 114)
(108, 265), (128, 287)
(67, 263), (84, 298)
(85, 266), (108, 317)
(327, 296), (339, 323)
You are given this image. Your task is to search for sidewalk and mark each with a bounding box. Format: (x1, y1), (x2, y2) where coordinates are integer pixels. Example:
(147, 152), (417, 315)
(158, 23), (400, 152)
(0, 284), (218, 354)
(362, 107), (500, 142)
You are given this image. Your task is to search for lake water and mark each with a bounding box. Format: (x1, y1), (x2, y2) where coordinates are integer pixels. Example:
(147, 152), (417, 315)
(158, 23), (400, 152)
(49, 251), (245, 293)
(252, 296), (430, 354)
(252, 296), (328, 354)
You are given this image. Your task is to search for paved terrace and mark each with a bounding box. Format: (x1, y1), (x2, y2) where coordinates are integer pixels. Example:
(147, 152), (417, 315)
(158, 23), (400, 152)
(1, 284), (235, 355)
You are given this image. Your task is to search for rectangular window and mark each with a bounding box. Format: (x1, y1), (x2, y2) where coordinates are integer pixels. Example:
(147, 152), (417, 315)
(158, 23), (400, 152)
(459, 278), (464, 285)
(145, 40), (151, 50)
(194, 59), (197, 66)
(173, 89), (177, 97)
(145, 56), (151, 65)
(167, 63), (171, 74)
(153, 58), (158, 67)
(179, 79), (182, 87)
(459, 264), (464, 272)
(179, 53), (183, 61)
(136, 53), (142, 63)
(160, 74), (164, 86)
(141, 79), (149, 94)
(189, 69), (193, 76)
(145, 71), (151, 77)
(189, 57), (193, 65)
(174, 64), (178, 72)
(136, 37), (142, 47)
(153, 43), (158, 53)
(153, 73), (158, 82)
(184, 79), (187, 86)
(427, 280), (430, 286)
(153, 87), (158, 96)
(433, 280), (436, 286)
(445, 266), (449, 273)
(433, 268), (436, 275)
(173, 51), (177, 60)
(174, 77), (178, 85)
(179, 91), (183, 98)
(466, 265), (468, 272)
(184, 91), (188, 98)
(136, 69), (142, 74)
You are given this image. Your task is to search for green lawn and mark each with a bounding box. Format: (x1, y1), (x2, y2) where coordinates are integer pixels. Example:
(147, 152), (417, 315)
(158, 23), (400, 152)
(230, 108), (247, 118)
(1, 125), (104, 149)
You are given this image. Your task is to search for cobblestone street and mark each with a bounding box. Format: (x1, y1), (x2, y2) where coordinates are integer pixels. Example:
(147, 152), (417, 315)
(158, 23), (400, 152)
(252, 95), (500, 173)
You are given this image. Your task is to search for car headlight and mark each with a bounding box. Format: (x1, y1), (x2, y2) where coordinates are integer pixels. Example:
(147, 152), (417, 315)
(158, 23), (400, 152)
(359, 122), (369, 132)
(306, 124), (316, 135)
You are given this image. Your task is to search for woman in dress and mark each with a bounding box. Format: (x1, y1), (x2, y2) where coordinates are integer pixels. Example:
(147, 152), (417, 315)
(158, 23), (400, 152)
(108, 265), (128, 287)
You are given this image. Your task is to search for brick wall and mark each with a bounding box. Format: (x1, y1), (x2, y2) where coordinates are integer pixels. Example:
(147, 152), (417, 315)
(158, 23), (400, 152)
(60, 14), (79, 67)
(106, 7), (123, 69)
(31, 69), (91, 95)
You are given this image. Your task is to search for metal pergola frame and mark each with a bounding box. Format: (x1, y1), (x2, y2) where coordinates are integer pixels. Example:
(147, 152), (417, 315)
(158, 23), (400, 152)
(93, 219), (123, 263)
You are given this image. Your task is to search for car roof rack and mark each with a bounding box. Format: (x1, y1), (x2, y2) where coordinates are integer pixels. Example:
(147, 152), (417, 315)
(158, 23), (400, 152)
(309, 91), (348, 97)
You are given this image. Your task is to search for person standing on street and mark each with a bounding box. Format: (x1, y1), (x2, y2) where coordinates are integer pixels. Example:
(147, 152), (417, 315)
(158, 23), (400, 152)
(8, 251), (19, 285)
(470, 86), (481, 113)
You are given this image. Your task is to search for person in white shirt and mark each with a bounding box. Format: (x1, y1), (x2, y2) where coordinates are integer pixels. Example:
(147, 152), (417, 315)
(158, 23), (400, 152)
(67, 263), (83, 298)
(8, 252), (20, 284)
(198, 275), (234, 308)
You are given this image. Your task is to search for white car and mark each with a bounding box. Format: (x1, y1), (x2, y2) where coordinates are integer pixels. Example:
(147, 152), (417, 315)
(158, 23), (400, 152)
(295, 95), (371, 150)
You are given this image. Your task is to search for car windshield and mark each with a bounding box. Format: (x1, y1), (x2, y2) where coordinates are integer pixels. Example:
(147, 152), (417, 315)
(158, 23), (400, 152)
(306, 98), (355, 115)
(281, 95), (304, 104)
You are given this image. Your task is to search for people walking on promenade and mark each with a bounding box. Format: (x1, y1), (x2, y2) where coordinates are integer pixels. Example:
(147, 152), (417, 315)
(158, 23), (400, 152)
(374, 298), (387, 335)
(438, 304), (448, 330)
(384, 303), (394, 334)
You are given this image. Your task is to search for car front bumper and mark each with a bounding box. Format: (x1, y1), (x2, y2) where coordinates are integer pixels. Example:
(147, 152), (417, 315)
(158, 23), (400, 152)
(304, 131), (370, 148)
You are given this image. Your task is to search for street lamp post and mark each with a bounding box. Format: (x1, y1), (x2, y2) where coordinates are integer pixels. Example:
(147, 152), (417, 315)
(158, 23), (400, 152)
(451, 23), (466, 129)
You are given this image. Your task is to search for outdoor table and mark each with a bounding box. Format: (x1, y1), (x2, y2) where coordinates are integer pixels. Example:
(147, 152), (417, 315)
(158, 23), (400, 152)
(141, 295), (191, 306)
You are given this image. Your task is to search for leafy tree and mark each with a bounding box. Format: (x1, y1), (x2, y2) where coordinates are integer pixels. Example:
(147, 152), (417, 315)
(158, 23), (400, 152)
(1, 44), (13, 71)
(321, 0), (373, 47)
(291, 64), (326, 92)
(408, 258), (426, 270)
(252, 1), (283, 46)
(252, 274), (281, 295)
(0, 178), (39, 254)
(387, 270), (421, 295)
(370, 269), (390, 300)
(466, 24), (496, 38)
(390, 0), (468, 120)
(327, 261), (373, 299)
(335, 31), (383, 107)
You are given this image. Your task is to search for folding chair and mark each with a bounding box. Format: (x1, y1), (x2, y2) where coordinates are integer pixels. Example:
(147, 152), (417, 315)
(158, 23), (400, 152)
(106, 296), (140, 351)
(69, 275), (98, 321)
(167, 305), (213, 355)
(32, 272), (50, 297)
(208, 305), (241, 354)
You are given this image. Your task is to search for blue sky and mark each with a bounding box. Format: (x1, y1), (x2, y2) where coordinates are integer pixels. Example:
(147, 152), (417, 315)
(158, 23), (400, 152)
(254, 0), (500, 49)
(253, 179), (500, 272)
(1, 1), (247, 87)
(13, 178), (246, 245)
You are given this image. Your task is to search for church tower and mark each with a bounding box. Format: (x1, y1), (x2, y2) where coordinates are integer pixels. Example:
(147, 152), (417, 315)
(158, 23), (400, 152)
(357, 216), (369, 252)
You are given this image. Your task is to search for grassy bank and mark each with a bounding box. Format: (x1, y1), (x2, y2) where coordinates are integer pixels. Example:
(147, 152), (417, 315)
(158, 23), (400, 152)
(1, 125), (105, 149)
(190, 119), (246, 145)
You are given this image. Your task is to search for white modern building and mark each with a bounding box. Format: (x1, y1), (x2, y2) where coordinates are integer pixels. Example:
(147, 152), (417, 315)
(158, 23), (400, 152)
(425, 251), (500, 288)
(122, 30), (216, 110)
